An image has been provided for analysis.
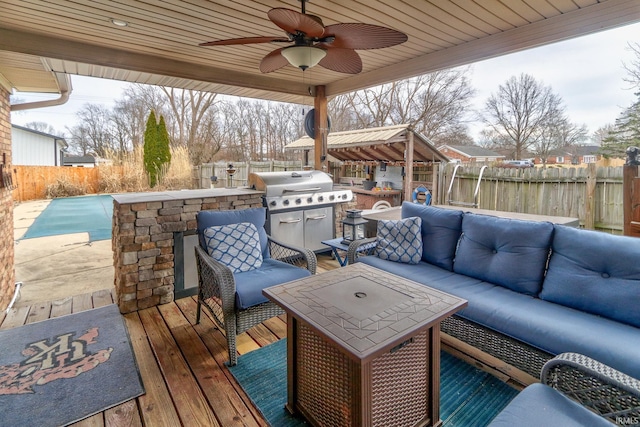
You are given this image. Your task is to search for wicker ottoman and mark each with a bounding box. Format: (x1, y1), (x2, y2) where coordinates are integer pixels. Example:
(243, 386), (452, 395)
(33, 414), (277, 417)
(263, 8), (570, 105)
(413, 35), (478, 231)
(264, 263), (467, 427)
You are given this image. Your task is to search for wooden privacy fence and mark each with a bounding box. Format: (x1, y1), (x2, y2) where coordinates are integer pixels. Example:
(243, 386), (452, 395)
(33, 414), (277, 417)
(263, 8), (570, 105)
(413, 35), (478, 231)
(438, 164), (624, 233)
(12, 166), (102, 202)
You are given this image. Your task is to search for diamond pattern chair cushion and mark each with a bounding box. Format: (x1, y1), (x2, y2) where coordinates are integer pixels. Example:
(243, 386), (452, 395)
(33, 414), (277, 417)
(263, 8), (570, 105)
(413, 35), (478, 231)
(375, 217), (423, 264)
(203, 222), (263, 273)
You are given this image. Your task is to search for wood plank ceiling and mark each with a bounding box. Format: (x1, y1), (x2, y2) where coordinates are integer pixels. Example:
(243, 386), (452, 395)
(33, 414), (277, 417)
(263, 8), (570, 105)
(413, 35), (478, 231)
(1, 0), (640, 103)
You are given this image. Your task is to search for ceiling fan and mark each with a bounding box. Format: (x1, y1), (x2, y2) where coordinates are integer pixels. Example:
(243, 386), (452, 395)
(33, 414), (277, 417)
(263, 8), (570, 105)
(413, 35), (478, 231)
(199, 0), (408, 74)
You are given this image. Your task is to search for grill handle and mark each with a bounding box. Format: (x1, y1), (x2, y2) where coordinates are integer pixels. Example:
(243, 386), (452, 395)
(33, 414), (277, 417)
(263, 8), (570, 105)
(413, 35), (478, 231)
(279, 218), (302, 224)
(306, 214), (327, 221)
(282, 187), (322, 193)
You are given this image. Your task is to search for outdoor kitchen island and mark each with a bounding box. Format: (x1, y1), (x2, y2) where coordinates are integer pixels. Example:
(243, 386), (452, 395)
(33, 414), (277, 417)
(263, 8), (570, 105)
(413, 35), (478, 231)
(111, 187), (265, 313)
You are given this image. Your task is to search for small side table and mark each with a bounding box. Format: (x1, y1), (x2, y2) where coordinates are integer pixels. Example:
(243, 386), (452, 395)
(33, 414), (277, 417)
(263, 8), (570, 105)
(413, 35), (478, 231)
(321, 237), (376, 267)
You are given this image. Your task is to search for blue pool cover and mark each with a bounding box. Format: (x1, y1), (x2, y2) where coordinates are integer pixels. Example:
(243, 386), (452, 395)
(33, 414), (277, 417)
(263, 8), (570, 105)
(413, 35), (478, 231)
(21, 195), (113, 242)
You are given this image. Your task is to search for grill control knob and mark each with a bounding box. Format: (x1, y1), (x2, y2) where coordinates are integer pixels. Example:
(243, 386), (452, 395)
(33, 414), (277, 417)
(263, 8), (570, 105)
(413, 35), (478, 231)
(270, 200), (277, 207)
(295, 198), (302, 204)
(329, 195), (335, 201)
(341, 193), (348, 199)
(318, 196), (324, 202)
(283, 199), (290, 205)
(307, 197), (313, 203)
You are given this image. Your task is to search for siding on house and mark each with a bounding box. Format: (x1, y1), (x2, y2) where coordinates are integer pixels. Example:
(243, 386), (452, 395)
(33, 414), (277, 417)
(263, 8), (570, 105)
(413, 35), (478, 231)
(11, 125), (67, 166)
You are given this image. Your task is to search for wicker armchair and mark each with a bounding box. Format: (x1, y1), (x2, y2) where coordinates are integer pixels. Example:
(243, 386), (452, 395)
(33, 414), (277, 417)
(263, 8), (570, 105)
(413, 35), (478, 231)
(194, 208), (317, 366)
(541, 352), (640, 423)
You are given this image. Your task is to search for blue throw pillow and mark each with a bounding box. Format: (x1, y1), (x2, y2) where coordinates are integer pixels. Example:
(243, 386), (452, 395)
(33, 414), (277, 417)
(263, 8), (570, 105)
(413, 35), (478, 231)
(203, 222), (263, 273)
(375, 217), (423, 264)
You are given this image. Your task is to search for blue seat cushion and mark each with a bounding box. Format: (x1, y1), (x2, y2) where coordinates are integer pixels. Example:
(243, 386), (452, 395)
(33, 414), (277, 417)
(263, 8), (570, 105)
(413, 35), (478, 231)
(488, 383), (611, 427)
(234, 259), (311, 309)
(454, 214), (554, 296)
(401, 202), (463, 271)
(357, 256), (640, 380)
(197, 207), (269, 259)
(541, 225), (640, 328)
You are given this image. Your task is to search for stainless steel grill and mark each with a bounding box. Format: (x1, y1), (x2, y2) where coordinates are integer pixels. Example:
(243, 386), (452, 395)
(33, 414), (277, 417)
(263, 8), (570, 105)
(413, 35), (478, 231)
(248, 171), (353, 251)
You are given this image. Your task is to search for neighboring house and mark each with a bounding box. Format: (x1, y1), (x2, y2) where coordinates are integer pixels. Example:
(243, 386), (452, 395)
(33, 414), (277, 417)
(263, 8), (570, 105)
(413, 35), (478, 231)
(437, 145), (505, 163)
(64, 155), (96, 167)
(541, 146), (602, 165)
(11, 124), (67, 166)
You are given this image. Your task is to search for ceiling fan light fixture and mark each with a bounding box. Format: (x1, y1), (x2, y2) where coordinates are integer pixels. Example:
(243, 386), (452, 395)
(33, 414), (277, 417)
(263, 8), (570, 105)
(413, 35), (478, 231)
(281, 46), (326, 71)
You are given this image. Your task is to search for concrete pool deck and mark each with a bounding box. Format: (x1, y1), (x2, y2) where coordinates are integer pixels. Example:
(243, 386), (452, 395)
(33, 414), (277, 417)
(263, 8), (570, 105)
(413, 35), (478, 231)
(12, 198), (115, 309)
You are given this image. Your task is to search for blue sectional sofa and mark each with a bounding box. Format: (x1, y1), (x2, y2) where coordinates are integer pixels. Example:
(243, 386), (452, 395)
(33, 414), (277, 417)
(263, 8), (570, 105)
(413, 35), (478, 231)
(348, 201), (640, 422)
(348, 202), (640, 382)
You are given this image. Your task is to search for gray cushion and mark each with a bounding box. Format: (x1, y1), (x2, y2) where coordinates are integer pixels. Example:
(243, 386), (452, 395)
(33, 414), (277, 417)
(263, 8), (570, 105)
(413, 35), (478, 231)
(488, 383), (611, 427)
(197, 207), (269, 258)
(203, 222), (263, 273)
(401, 202), (463, 271)
(454, 214), (554, 296)
(375, 217), (423, 264)
(541, 225), (640, 328)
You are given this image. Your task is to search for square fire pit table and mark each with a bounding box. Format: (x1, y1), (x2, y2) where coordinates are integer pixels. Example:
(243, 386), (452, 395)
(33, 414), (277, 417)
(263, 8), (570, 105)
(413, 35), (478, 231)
(263, 263), (467, 427)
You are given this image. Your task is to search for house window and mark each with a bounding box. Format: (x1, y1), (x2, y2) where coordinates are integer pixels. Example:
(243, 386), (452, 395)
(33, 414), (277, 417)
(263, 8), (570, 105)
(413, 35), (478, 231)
(556, 156), (565, 164)
(583, 155), (596, 164)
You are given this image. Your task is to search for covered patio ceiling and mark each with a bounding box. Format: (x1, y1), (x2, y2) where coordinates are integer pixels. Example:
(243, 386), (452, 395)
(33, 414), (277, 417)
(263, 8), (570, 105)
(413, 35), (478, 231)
(1, 0), (640, 104)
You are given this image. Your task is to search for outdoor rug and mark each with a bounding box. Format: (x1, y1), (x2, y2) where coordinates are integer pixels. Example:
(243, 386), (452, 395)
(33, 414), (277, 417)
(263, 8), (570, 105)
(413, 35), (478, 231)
(228, 339), (519, 427)
(0, 304), (145, 427)
(21, 194), (113, 242)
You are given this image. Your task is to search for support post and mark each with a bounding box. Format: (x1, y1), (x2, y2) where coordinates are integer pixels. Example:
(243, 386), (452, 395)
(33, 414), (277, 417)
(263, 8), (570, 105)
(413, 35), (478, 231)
(584, 163), (596, 230)
(314, 86), (327, 172)
(623, 164), (640, 237)
(403, 128), (415, 202)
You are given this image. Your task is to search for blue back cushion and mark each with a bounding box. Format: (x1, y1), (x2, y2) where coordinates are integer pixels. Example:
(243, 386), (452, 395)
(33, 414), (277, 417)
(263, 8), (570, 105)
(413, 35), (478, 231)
(541, 225), (640, 328)
(454, 214), (554, 296)
(197, 208), (269, 259)
(401, 202), (463, 271)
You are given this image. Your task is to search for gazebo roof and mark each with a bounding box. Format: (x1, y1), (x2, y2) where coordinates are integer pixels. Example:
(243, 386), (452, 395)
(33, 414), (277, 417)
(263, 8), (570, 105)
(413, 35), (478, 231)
(286, 124), (449, 163)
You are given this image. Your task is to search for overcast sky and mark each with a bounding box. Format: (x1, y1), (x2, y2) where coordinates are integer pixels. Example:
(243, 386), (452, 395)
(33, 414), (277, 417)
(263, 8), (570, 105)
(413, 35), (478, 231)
(10, 21), (640, 143)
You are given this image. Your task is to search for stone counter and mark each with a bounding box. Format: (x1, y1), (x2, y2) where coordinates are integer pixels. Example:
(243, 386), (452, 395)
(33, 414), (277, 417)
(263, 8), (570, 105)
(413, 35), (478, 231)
(112, 187), (263, 313)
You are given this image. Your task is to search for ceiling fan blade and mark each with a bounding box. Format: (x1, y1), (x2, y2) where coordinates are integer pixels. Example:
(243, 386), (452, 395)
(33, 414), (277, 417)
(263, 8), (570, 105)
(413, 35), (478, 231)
(259, 48), (290, 73)
(323, 23), (408, 49)
(200, 36), (289, 46)
(267, 8), (324, 38)
(318, 47), (362, 74)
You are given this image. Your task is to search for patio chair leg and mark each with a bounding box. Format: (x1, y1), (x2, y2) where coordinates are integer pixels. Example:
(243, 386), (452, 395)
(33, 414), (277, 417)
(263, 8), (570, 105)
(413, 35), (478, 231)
(196, 299), (201, 324)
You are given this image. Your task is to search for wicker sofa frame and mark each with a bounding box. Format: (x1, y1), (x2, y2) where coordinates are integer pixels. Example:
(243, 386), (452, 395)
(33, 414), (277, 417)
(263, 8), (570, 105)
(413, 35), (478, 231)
(540, 352), (640, 422)
(195, 236), (317, 366)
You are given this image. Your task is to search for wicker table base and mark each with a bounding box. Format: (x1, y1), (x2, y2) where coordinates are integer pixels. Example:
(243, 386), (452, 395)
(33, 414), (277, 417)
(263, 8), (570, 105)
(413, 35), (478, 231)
(264, 263), (467, 427)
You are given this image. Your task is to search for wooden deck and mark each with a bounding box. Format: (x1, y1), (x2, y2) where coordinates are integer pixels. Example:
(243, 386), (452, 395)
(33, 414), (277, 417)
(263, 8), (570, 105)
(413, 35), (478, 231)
(0, 254), (528, 427)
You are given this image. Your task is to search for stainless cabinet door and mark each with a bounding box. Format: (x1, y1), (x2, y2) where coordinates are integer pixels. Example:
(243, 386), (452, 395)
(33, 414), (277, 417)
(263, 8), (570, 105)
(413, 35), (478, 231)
(304, 206), (333, 252)
(270, 211), (305, 248)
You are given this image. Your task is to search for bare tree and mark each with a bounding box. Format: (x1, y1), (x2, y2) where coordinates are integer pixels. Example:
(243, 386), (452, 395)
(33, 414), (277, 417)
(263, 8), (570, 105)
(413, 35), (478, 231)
(328, 69), (475, 144)
(623, 42), (640, 89)
(592, 124), (615, 146)
(22, 121), (60, 136)
(481, 74), (565, 159)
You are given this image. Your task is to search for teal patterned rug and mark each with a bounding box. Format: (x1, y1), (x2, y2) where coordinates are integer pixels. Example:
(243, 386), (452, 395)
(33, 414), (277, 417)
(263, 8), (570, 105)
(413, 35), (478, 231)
(228, 339), (519, 427)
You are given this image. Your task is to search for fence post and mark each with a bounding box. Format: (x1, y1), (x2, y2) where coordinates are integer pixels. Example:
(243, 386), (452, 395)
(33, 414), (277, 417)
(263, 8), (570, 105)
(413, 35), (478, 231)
(584, 163), (596, 229)
(623, 164), (640, 236)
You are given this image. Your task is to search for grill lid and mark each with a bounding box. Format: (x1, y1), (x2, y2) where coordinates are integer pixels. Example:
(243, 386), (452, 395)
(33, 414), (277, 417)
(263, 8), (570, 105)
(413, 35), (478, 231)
(248, 170), (334, 197)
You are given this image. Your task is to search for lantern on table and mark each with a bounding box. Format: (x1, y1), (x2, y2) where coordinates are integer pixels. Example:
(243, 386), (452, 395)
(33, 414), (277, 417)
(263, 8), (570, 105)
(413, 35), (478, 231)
(341, 209), (367, 245)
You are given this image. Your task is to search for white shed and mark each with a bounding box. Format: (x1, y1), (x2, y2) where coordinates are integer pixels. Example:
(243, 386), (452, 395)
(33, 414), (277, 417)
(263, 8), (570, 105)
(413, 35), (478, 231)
(11, 125), (67, 166)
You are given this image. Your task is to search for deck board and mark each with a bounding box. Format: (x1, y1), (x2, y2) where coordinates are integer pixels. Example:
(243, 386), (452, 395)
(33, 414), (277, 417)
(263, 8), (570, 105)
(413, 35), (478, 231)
(0, 253), (526, 426)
